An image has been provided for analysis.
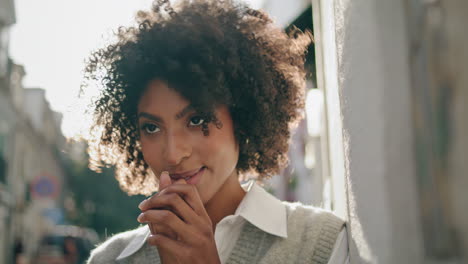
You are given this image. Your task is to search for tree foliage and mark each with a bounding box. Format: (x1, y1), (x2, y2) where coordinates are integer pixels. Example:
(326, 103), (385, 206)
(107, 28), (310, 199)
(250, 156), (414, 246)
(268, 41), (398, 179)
(64, 141), (146, 239)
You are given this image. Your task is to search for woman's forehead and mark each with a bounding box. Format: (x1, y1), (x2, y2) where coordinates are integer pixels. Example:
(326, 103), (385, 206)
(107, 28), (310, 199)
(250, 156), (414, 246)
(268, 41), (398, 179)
(138, 80), (191, 112)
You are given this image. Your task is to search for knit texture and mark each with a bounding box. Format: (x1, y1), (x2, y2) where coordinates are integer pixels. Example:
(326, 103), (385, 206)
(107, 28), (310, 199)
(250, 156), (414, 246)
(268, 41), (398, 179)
(257, 202), (344, 264)
(87, 227), (147, 264)
(87, 202), (344, 264)
(225, 221), (276, 264)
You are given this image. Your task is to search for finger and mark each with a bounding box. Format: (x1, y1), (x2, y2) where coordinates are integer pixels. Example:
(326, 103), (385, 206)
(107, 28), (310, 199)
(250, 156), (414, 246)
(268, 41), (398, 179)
(140, 193), (199, 224)
(149, 222), (178, 239)
(158, 171), (172, 191)
(138, 178), (189, 212)
(174, 178), (187, 185)
(158, 184), (208, 220)
(139, 209), (198, 243)
(147, 233), (186, 257)
(139, 171), (172, 210)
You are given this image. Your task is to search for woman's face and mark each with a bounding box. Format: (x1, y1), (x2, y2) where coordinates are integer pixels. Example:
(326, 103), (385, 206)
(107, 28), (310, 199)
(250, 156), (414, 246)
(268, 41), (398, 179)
(137, 79), (240, 204)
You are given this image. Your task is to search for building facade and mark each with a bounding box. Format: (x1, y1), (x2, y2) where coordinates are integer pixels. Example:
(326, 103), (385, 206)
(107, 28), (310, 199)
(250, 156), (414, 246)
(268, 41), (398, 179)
(0, 0), (18, 260)
(0, 0), (68, 262)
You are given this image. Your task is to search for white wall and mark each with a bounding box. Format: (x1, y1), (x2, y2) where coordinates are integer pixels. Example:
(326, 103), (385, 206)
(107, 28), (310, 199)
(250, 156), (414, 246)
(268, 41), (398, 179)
(443, 0), (468, 258)
(315, 0), (425, 263)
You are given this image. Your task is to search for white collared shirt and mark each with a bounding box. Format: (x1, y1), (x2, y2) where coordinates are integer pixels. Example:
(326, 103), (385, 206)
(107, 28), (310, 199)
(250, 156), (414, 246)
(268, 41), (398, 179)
(117, 180), (349, 263)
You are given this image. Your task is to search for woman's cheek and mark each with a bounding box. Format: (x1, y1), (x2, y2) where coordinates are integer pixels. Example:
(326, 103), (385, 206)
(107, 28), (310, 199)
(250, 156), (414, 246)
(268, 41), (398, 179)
(197, 137), (216, 159)
(140, 139), (161, 170)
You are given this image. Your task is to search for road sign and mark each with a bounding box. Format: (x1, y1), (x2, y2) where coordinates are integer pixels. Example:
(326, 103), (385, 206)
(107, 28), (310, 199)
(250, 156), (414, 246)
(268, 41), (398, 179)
(31, 174), (59, 199)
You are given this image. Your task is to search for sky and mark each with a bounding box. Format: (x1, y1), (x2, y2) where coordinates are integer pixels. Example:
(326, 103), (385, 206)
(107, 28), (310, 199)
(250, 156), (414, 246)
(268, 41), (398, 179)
(10, 0), (265, 138)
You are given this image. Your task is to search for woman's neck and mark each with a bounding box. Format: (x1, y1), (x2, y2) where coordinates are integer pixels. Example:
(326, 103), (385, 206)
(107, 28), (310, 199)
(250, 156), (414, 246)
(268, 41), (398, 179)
(204, 172), (246, 231)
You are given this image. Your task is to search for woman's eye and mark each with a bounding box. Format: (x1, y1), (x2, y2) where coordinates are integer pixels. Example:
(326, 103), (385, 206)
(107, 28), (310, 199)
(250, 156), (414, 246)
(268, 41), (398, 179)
(189, 116), (205, 126)
(142, 123), (160, 134)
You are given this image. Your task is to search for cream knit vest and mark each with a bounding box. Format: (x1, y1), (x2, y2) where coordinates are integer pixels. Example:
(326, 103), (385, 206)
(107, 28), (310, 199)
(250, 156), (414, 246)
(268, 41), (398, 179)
(87, 202), (344, 264)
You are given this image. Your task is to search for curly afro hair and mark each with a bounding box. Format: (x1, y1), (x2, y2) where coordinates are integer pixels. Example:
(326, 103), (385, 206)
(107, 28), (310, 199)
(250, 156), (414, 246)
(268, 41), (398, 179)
(83, 0), (312, 195)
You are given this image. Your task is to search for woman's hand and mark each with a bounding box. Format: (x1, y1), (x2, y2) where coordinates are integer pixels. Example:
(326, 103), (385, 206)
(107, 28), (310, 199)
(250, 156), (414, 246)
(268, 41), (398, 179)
(137, 172), (221, 264)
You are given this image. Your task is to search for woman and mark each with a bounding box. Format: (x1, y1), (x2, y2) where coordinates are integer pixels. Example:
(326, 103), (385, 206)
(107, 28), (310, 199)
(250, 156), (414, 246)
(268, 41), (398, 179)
(85, 0), (347, 263)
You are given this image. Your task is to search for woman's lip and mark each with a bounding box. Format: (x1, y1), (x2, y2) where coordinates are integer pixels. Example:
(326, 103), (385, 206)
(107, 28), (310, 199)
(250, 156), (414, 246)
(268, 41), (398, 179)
(170, 167), (204, 179)
(186, 167), (205, 185)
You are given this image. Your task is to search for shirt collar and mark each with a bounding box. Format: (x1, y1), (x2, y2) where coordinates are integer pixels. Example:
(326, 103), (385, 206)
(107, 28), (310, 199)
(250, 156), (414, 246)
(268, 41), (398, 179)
(116, 180), (288, 261)
(116, 225), (151, 261)
(236, 180), (288, 238)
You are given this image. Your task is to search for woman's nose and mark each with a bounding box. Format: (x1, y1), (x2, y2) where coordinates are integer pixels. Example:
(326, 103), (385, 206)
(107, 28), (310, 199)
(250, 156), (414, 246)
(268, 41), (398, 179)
(164, 131), (192, 166)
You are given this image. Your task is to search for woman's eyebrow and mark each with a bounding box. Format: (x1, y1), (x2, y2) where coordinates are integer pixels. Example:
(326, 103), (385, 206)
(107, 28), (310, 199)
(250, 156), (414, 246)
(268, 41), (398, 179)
(175, 105), (194, 120)
(138, 112), (162, 123)
(138, 105), (194, 122)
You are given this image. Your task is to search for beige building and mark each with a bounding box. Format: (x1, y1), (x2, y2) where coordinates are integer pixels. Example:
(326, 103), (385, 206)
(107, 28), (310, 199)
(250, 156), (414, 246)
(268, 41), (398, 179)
(0, 0), (18, 261)
(1, 70), (67, 264)
(16, 87), (67, 263)
(0, 0), (68, 261)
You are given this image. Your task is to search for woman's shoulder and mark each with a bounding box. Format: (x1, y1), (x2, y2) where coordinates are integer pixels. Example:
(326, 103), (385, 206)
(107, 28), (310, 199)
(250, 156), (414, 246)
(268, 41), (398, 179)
(282, 201), (345, 244)
(257, 201), (346, 263)
(282, 201), (344, 222)
(86, 225), (148, 264)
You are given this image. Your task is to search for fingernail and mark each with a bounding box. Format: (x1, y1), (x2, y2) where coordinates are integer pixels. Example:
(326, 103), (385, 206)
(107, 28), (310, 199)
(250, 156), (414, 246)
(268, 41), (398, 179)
(137, 213), (145, 223)
(175, 178), (187, 184)
(138, 200), (146, 210)
(161, 171), (169, 177)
